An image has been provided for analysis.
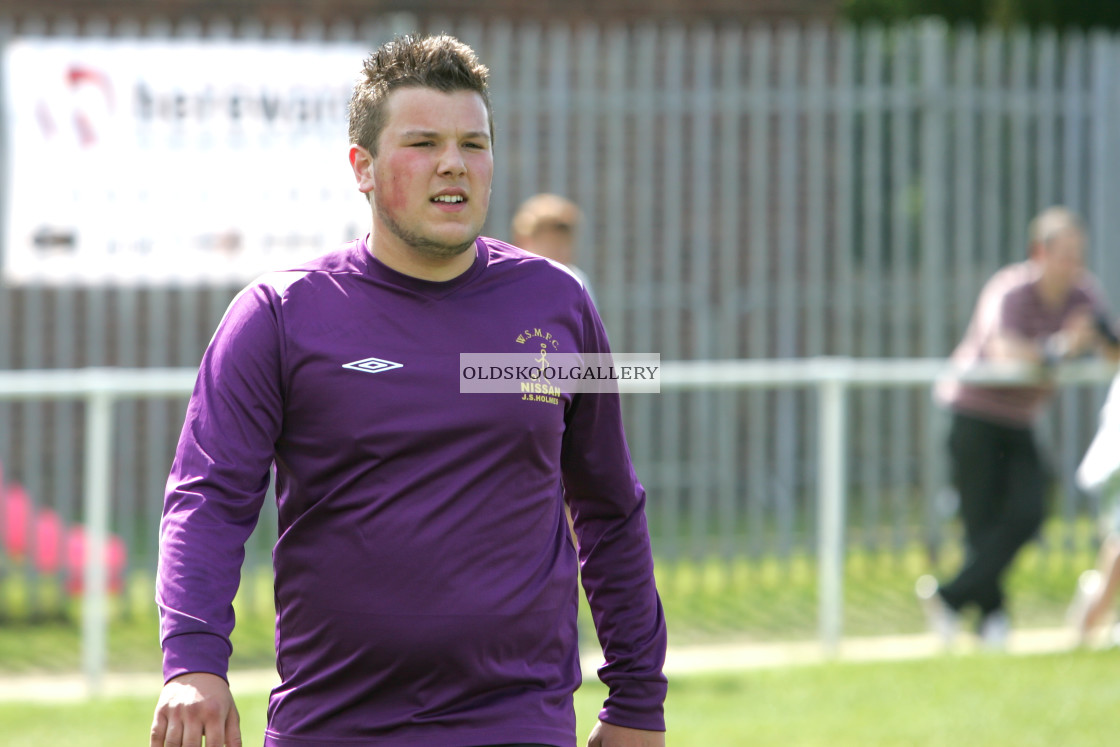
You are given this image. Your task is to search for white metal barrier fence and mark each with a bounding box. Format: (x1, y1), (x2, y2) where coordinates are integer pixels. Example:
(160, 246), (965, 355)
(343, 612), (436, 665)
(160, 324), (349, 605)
(0, 358), (1114, 694)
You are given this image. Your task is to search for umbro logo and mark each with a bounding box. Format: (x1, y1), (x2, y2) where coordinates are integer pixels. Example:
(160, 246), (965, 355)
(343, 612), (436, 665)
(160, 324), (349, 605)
(342, 357), (404, 375)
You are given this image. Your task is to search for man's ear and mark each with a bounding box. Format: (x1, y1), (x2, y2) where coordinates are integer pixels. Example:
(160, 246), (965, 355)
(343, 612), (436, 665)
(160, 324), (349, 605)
(349, 144), (375, 196)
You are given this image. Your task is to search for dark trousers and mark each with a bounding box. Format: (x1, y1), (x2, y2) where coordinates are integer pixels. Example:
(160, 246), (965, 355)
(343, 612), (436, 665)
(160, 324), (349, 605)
(938, 411), (1048, 616)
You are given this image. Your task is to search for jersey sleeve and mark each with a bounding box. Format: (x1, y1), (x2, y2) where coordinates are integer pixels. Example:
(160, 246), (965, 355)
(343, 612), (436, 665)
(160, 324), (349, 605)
(995, 289), (1028, 337)
(156, 282), (285, 683)
(562, 295), (668, 731)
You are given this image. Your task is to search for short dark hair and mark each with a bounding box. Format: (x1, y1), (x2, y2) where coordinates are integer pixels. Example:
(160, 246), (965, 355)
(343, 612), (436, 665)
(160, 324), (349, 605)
(348, 33), (492, 156)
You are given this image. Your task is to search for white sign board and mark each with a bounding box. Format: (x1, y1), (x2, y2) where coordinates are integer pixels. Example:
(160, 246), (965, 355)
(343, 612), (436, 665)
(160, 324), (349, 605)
(3, 38), (370, 284)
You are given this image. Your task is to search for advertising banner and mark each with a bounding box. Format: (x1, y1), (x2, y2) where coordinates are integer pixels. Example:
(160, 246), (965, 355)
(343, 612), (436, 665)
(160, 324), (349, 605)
(3, 38), (370, 284)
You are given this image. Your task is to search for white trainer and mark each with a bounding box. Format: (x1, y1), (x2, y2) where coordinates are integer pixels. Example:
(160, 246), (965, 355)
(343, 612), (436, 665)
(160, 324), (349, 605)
(916, 575), (959, 646)
(1109, 622), (1120, 648)
(978, 609), (1011, 651)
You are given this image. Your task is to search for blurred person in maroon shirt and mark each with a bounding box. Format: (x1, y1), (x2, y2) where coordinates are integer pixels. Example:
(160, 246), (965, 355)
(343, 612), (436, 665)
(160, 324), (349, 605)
(921, 206), (1120, 650)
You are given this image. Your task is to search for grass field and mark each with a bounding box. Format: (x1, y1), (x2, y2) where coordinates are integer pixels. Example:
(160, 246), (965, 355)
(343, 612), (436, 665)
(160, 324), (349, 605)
(3, 649), (1120, 745)
(0, 524), (1114, 745)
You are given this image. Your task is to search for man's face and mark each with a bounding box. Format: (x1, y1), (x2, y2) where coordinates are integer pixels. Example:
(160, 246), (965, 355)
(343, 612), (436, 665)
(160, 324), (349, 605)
(1039, 229), (1086, 293)
(523, 225), (575, 266)
(368, 87), (493, 261)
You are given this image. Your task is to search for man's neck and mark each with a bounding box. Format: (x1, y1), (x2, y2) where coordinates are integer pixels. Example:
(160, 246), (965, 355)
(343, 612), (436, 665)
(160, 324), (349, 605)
(367, 232), (477, 282)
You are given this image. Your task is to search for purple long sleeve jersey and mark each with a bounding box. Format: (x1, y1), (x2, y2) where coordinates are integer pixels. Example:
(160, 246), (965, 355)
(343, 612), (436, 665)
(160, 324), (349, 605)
(157, 236), (667, 746)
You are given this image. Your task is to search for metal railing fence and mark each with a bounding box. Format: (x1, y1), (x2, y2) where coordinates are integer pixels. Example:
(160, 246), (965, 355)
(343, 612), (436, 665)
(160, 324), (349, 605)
(0, 358), (1115, 692)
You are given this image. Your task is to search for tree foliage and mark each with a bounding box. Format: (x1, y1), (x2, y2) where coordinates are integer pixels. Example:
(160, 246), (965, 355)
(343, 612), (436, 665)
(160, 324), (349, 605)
(841, 0), (1120, 32)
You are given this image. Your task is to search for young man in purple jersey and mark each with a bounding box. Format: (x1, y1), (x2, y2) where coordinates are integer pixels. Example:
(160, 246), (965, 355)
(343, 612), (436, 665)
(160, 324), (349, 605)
(920, 206), (1120, 650)
(150, 34), (667, 747)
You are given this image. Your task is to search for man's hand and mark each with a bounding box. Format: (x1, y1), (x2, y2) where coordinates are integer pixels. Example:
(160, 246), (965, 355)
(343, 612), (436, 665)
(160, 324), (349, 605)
(150, 671), (241, 747)
(1061, 308), (1099, 357)
(587, 720), (666, 747)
